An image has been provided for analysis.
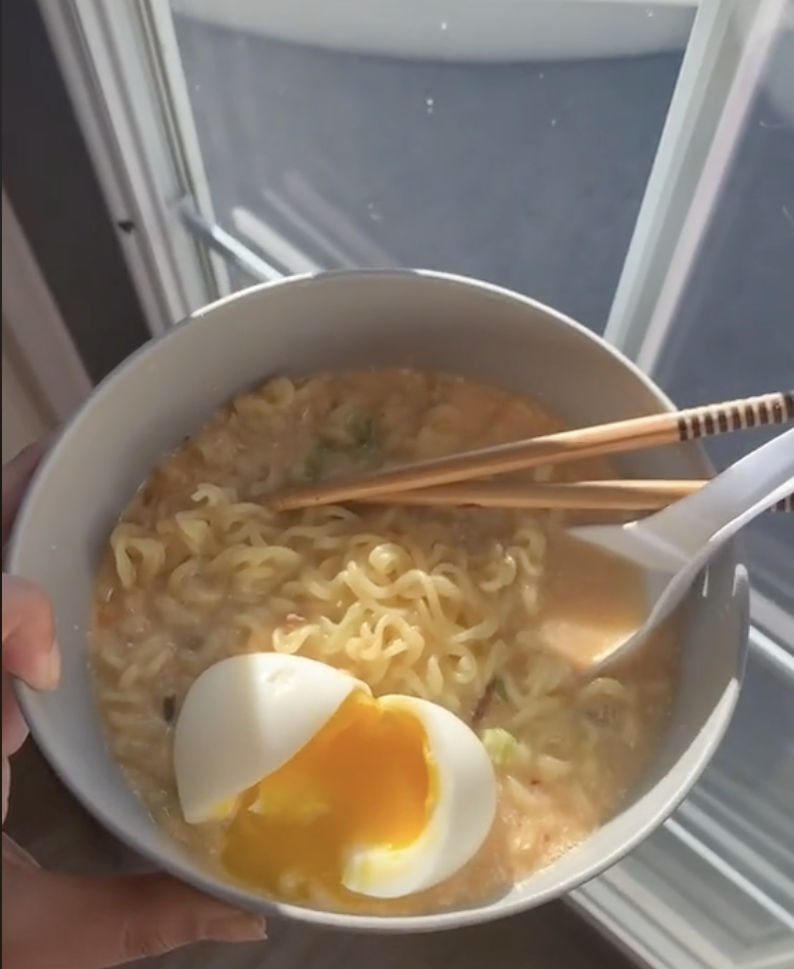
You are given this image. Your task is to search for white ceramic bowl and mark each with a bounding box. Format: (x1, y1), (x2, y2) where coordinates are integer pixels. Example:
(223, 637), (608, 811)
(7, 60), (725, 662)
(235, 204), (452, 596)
(8, 270), (749, 932)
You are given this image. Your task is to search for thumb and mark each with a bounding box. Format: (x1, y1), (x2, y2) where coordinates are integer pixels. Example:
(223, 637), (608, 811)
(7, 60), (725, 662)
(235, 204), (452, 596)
(3, 863), (267, 969)
(2, 574), (59, 692)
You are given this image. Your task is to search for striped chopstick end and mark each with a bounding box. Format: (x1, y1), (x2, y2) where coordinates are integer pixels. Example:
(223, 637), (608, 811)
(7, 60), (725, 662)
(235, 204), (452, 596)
(773, 493), (794, 514)
(677, 390), (794, 441)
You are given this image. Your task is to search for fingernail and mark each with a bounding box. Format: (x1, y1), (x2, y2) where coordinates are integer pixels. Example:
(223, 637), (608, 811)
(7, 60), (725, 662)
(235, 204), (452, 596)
(206, 914), (268, 943)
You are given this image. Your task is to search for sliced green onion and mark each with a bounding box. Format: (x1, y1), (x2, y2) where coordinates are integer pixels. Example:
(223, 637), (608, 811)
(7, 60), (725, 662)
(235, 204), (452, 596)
(481, 727), (520, 767)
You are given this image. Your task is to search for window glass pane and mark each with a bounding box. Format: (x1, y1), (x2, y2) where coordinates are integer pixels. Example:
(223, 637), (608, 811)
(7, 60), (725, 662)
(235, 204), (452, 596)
(650, 27), (794, 615)
(169, 3), (694, 333)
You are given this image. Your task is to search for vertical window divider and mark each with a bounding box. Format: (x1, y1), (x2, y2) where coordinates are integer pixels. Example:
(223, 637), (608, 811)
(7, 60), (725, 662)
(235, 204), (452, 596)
(603, 0), (787, 368)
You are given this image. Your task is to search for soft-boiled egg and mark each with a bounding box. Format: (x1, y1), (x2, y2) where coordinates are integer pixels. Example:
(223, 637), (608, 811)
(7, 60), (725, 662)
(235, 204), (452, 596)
(173, 653), (497, 900)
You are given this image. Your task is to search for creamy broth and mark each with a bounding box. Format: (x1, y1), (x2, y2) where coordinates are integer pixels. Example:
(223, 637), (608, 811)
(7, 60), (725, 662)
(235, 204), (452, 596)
(89, 369), (679, 915)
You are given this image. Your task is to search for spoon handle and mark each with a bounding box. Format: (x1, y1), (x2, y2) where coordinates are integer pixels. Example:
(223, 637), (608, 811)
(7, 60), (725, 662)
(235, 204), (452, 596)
(629, 427), (794, 563)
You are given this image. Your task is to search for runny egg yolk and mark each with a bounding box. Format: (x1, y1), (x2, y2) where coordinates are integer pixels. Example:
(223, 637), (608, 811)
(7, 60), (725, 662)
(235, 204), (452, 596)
(221, 690), (436, 899)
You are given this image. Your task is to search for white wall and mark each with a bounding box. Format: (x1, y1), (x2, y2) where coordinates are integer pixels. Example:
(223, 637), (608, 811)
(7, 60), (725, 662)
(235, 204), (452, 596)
(2, 187), (92, 464)
(2, 318), (55, 463)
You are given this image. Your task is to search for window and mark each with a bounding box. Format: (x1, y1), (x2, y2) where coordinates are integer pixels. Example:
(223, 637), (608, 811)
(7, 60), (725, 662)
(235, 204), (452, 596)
(169, 2), (692, 334)
(33, 1), (794, 966)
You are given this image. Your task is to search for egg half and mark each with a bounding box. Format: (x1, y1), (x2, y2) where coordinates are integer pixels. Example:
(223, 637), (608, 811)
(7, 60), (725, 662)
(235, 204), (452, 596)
(173, 653), (497, 900)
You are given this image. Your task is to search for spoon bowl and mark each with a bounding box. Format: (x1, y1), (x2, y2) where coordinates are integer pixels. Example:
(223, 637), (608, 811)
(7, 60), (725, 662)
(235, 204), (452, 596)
(569, 426), (794, 677)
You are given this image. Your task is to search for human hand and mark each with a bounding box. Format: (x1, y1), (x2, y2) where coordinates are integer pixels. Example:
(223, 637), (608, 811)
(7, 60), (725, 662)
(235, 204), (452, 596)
(2, 441), (267, 968)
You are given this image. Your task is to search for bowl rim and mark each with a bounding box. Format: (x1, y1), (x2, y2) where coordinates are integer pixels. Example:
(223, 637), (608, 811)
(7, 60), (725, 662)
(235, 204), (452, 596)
(8, 268), (749, 932)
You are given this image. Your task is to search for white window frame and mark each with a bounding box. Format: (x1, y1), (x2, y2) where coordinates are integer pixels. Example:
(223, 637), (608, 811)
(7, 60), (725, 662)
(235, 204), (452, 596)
(36, 0), (234, 334)
(29, 1), (794, 966)
(602, 0), (786, 365)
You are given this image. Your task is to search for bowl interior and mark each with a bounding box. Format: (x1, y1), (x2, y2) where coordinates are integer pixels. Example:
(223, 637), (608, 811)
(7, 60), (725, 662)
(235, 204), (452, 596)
(9, 269), (748, 932)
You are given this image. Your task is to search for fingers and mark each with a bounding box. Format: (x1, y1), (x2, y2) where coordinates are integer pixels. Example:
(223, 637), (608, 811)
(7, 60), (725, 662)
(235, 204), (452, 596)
(2, 833), (39, 869)
(1, 758), (9, 822)
(1, 439), (50, 546)
(97, 872), (268, 962)
(2, 435), (266, 967)
(2, 575), (59, 793)
(3, 670), (30, 758)
(2, 574), (59, 694)
(2, 862), (267, 969)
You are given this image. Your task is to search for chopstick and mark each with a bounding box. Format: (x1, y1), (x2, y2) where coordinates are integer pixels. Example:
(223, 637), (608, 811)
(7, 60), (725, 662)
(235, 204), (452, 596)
(353, 481), (794, 513)
(354, 479), (700, 511)
(270, 390), (794, 512)
(775, 493), (794, 513)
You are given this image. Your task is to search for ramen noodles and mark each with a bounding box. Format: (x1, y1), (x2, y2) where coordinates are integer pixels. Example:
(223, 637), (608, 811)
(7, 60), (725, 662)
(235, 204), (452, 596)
(89, 369), (678, 915)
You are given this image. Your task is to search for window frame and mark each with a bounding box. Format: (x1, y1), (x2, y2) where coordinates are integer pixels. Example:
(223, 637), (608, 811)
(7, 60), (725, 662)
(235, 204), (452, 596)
(602, 0), (786, 366)
(37, 0), (229, 334)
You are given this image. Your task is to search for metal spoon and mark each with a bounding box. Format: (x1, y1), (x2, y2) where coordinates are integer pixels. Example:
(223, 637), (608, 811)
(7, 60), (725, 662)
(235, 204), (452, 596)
(567, 426), (794, 677)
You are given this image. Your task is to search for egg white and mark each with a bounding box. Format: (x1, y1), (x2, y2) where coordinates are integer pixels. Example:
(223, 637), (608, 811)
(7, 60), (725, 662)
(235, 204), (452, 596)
(173, 653), (369, 824)
(173, 654), (498, 899)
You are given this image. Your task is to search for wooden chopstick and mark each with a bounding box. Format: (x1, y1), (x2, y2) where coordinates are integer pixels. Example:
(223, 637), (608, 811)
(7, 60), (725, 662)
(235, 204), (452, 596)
(354, 479), (702, 511)
(353, 481), (794, 513)
(270, 390), (794, 512)
(775, 493), (794, 513)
